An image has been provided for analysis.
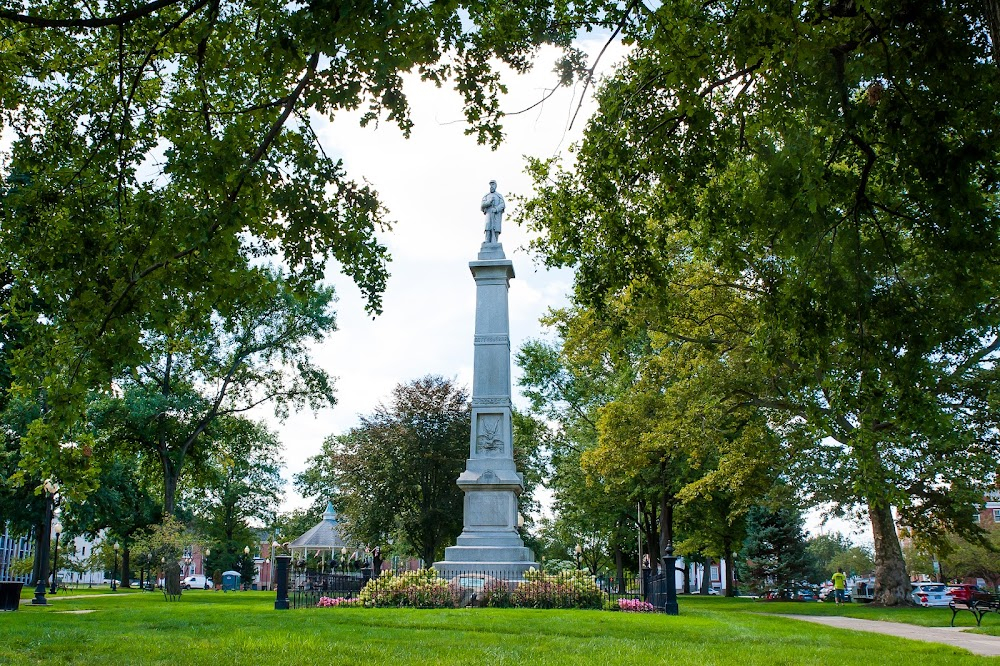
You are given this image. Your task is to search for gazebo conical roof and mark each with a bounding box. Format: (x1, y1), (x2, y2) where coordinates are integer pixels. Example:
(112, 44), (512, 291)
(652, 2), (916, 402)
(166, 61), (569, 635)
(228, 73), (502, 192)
(289, 502), (349, 553)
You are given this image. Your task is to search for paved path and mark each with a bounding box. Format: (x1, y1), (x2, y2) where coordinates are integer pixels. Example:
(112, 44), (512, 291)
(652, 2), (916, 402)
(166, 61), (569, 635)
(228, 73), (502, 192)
(20, 592), (138, 605)
(776, 614), (1000, 657)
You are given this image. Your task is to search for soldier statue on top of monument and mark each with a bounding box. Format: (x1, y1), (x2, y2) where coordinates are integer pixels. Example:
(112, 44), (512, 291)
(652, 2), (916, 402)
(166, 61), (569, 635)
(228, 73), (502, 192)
(480, 179), (505, 243)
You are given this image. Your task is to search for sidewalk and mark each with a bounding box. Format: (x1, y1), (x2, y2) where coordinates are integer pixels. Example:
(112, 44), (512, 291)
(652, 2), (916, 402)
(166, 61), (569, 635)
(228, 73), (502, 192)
(776, 614), (1000, 657)
(20, 592), (138, 605)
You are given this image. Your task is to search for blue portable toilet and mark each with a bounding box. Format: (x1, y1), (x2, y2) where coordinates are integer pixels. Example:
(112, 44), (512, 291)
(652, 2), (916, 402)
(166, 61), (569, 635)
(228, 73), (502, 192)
(222, 571), (241, 592)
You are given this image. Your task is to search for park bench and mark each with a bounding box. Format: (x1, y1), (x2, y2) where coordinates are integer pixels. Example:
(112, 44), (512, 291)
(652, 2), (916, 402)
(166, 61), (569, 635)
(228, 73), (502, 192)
(950, 594), (1000, 627)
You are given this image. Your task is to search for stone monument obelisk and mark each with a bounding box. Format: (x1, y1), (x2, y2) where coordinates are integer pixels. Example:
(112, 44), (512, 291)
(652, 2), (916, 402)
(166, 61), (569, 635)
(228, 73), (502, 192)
(434, 181), (537, 577)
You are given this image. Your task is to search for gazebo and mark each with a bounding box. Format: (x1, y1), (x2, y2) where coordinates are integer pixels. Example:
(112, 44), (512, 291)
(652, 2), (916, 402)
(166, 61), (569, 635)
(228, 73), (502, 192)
(289, 502), (357, 570)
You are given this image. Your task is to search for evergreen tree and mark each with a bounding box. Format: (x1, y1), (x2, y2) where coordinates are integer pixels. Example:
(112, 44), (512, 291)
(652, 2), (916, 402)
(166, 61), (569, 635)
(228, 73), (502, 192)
(738, 505), (813, 595)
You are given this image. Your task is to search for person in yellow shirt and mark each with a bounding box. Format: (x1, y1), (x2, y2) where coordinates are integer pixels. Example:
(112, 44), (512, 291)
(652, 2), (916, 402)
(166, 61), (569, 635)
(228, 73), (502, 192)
(831, 568), (847, 606)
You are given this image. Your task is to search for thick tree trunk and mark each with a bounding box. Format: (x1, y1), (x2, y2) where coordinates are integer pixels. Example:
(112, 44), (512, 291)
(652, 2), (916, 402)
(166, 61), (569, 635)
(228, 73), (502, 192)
(700, 560), (711, 594)
(30, 521), (44, 585)
(640, 500), (660, 571)
(121, 548), (131, 588)
(682, 562), (691, 594)
(614, 545), (625, 594)
(163, 462), (177, 517)
(983, 0), (1000, 63)
(657, 496), (673, 573)
(869, 500), (912, 605)
(724, 550), (736, 597)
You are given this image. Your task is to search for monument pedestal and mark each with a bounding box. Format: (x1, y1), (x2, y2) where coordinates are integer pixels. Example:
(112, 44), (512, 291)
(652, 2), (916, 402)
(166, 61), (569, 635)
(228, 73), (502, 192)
(433, 241), (536, 578)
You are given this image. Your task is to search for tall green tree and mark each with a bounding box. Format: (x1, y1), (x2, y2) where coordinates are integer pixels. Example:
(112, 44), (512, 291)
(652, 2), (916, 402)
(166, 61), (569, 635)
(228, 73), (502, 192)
(523, 1), (1000, 604)
(297, 375), (470, 565)
(941, 526), (1000, 590)
(737, 504), (814, 596)
(91, 270), (335, 515)
(61, 451), (161, 588)
(190, 416), (283, 577)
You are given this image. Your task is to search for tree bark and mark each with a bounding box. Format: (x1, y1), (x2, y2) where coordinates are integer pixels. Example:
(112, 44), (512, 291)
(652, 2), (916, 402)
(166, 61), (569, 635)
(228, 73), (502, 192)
(869, 500), (912, 605)
(31, 520), (46, 585)
(162, 461), (177, 517)
(121, 548), (131, 588)
(724, 549), (736, 597)
(700, 560), (711, 594)
(614, 544), (625, 594)
(983, 0), (1000, 63)
(658, 495), (674, 573)
(643, 502), (660, 571)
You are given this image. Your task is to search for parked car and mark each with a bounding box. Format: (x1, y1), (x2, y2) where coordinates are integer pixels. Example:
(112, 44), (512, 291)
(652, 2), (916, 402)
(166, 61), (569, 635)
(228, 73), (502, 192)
(911, 582), (950, 607)
(819, 585), (851, 603)
(852, 578), (876, 603)
(181, 575), (213, 590)
(946, 584), (990, 603)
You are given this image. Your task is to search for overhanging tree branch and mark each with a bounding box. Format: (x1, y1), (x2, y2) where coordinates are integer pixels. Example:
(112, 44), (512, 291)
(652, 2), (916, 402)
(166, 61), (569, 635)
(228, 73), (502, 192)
(0, 0), (188, 28)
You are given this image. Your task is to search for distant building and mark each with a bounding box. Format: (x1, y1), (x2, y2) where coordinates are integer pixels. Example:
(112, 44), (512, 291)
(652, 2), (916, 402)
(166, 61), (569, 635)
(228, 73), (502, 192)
(974, 490), (1000, 526)
(0, 526), (33, 582)
(56, 534), (110, 586)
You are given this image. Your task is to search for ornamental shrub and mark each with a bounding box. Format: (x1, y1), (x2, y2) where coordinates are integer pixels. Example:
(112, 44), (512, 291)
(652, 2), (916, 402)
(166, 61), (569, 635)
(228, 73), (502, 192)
(479, 579), (514, 608)
(510, 569), (603, 609)
(357, 568), (461, 608)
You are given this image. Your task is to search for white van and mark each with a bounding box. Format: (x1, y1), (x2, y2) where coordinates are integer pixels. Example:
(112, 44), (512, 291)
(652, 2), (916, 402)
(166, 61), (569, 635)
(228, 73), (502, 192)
(181, 575), (213, 590)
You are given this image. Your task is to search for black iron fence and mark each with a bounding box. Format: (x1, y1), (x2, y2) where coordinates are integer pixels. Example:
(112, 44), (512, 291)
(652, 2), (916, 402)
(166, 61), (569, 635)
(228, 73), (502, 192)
(287, 567), (666, 611)
(289, 570), (369, 610)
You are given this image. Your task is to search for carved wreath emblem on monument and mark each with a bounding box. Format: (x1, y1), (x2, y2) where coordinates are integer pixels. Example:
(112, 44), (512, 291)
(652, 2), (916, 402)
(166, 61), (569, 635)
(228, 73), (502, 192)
(476, 415), (504, 454)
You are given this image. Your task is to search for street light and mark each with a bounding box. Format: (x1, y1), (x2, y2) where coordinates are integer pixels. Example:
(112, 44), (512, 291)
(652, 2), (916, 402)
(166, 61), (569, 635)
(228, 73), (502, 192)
(31, 479), (60, 606)
(341, 547), (347, 572)
(203, 548), (211, 575)
(49, 521), (63, 594)
(243, 546), (252, 590)
(575, 543), (582, 571)
(111, 542), (120, 591)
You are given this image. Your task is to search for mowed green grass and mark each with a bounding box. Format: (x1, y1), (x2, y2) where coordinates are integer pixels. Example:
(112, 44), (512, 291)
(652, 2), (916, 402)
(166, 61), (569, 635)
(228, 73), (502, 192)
(0, 592), (993, 665)
(19, 584), (124, 598)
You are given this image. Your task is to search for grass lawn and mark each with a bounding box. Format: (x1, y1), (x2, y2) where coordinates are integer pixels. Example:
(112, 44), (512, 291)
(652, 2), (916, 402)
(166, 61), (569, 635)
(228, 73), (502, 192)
(0, 592), (994, 664)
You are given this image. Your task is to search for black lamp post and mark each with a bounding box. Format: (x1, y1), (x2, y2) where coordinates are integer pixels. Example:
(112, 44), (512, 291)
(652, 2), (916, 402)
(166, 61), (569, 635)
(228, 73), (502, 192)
(49, 521), (63, 594)
(575, 543), (582, 571)
(244, 545), (251, 590)
(661, 542), (679, 615)
(111, 542), (120, 591)
(31, 479), (59, 606)
(274, 553), (290, 610)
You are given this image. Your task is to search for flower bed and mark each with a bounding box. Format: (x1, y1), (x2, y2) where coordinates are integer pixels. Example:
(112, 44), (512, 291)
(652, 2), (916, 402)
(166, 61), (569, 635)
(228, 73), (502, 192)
(316, 596), (360, 608)
(617, 598), (656, 612)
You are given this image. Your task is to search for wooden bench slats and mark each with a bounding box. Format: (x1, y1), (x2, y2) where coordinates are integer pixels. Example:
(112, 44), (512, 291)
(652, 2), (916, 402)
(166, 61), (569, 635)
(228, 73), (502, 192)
(950, 594), (1000, 627)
